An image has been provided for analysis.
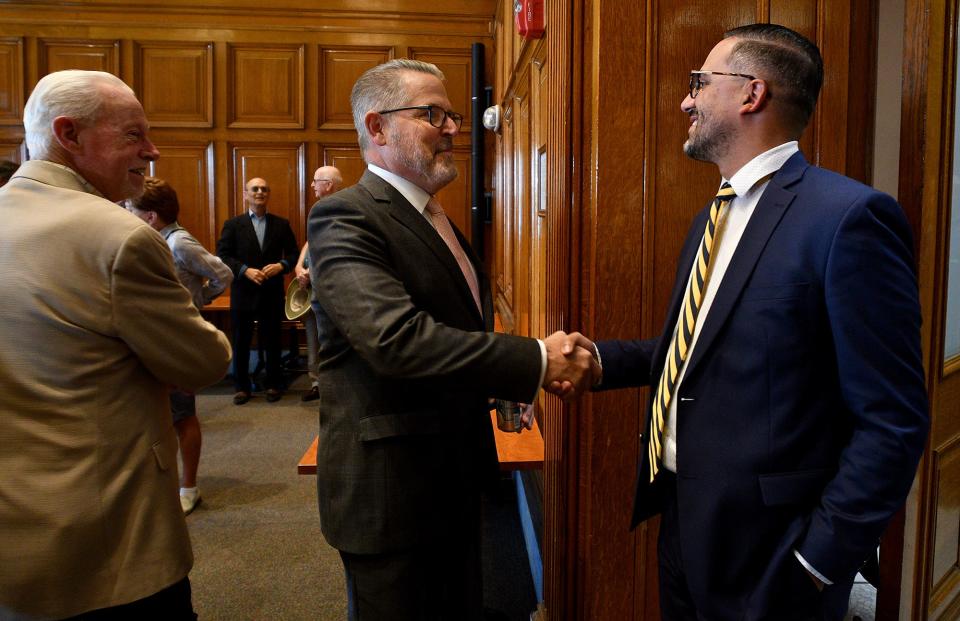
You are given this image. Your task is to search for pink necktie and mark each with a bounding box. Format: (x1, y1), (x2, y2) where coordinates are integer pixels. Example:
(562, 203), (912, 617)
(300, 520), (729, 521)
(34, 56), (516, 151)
(425, 198), (482, 314)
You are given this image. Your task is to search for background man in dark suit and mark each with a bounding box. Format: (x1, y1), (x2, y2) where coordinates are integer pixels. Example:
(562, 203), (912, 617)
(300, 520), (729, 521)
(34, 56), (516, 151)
(217, 177), (299, 405)
(307, 59), (597, 620)
(574, 24), (928, 620)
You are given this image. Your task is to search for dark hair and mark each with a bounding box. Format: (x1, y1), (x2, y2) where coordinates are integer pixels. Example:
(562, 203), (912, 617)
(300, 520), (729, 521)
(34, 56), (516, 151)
(0, 160), (18, 185)
(129, 177), (180, 225)
(724, 24), (823, 134)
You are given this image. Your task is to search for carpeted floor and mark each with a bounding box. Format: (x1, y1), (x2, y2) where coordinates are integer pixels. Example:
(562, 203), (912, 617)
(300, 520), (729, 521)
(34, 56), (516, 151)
(185, 371), (537, 621)
(187, 375), (346, 621)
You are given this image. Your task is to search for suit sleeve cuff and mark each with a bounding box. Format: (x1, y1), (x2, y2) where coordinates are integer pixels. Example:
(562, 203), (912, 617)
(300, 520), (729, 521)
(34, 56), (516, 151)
(793, 549), (833, 585)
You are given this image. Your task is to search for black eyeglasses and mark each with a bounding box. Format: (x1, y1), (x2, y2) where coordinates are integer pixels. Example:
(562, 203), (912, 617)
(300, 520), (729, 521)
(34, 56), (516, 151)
(377, 104), (463, 130)
(248, 186), (270, 192)
(689, 70), (756, 99)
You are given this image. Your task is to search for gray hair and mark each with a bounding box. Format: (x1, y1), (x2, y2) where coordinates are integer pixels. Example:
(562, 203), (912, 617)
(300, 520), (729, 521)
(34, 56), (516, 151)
(350, 59), (445, 153)
(23, 70), (133, 159)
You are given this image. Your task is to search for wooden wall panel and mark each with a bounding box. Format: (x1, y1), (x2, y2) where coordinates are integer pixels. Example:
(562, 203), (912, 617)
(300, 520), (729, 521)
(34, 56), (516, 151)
(228, 44), (305, 129)
(0, 141), (25, 163)
(148, 143), (215, 250)
(321, 145), (366, 188)
(495, 94), (514, 316)
(38, 39), (119, 75)
(319, 47), (394, 129)
(0, 1), (493, 257)
(136, 42), (213, 128)
(409, 48), (474, 129)
(931, 440), (960, 603)
(0, 38), (23, 125)
(232, 144), (305, 241)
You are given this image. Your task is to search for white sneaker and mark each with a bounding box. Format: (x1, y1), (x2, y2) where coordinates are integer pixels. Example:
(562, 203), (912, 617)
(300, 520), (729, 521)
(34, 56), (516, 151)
(180, 488), (201, 515)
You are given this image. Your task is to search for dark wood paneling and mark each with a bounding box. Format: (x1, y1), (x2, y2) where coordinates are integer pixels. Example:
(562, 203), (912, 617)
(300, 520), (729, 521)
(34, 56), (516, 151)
(136, 41), (213, 128)
(232, 144), (306, 241)
(320, 145), (366, 188)
(0, 38), (23, 126)
(38, 39), (119, 75)
(409, 47), (474, 129)
(149, 143), (215, 250)
(228, 44), (305, 129)
(319, 46), (393, 129)
(0, 141), (25, 163)
(931, 440), (960, 601)
(0, 0), (493, 289)
(899, 0), (960, 617)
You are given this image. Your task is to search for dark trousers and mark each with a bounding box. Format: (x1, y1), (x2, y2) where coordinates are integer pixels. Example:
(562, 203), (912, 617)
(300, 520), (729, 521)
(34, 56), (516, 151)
(339, 493), (483, 621)
(657, 474), (852, 621)
(231, 299), (283, 392)
(60, 577), (196, 620)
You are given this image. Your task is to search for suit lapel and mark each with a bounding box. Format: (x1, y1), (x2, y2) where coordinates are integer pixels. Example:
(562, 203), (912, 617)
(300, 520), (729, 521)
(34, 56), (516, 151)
(682, 155), (806, 379)
(362, 172), (485, 324)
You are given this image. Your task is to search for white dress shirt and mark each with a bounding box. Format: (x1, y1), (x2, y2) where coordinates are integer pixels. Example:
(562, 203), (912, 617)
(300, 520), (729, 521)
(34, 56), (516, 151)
(662, 141), (799, 471)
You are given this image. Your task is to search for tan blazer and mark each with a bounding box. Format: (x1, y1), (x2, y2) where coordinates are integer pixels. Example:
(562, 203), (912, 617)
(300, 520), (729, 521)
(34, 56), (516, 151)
(0, 161), (232, 619)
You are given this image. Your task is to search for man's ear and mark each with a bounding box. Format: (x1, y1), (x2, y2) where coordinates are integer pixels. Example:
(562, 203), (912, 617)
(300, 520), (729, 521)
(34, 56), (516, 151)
(51, 116), (82, 153)
(365, 111), (388, 147)
(740, 79), (770, 115)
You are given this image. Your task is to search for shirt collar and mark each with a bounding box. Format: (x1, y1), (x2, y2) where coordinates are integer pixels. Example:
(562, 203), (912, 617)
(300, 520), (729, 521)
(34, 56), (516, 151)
(159, 222), (180, 237)
(367, 163), (432, 215)
(248, 209), (266, 221)
(726, 141), (799, 197)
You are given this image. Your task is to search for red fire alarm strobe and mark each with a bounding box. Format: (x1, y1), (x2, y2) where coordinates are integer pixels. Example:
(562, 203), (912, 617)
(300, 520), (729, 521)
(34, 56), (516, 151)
(515, 0), (545, 40)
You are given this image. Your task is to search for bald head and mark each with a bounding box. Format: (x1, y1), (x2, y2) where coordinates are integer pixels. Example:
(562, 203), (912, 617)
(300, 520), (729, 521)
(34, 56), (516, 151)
(311, 165), (343, 199)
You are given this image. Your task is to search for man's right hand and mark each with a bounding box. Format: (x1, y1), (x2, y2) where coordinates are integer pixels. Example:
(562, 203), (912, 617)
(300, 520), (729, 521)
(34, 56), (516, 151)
(542, 331), (600, 401)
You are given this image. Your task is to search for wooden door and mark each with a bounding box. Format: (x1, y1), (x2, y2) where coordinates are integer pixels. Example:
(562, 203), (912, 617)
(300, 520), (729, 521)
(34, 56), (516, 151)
(900, 0), (960, 617)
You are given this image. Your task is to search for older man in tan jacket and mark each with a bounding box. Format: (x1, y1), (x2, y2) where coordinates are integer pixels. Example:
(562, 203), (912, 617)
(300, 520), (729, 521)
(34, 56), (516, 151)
(0, 70), (231, 620)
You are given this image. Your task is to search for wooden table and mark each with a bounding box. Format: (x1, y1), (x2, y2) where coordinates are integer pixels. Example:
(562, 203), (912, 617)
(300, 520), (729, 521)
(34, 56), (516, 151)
(297, 410), (544, 474)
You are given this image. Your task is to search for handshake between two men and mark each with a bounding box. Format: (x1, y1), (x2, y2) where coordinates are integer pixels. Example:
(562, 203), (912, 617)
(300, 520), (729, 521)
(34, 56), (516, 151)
(510, 331), (598, 431)
(544, 331), (601, 398)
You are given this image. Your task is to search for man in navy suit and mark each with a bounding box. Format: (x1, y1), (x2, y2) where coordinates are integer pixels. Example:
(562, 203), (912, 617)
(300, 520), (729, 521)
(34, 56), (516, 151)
(574, 24), (928, 619)
(217, 177), (299, 404)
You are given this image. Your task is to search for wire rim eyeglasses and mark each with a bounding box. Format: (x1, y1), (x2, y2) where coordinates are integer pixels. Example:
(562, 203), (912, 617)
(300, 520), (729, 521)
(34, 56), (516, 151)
(377, 104), (464, 130)
(689, 70), (756, 99)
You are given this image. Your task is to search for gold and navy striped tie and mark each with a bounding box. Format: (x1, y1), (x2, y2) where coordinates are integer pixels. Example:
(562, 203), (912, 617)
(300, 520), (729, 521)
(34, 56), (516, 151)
(648, 182), (736, 482)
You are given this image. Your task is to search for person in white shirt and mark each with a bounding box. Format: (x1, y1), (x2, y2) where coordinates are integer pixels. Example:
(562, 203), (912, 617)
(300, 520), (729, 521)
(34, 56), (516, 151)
(127, 176), (233, 515)
(295, 165), (343, 402)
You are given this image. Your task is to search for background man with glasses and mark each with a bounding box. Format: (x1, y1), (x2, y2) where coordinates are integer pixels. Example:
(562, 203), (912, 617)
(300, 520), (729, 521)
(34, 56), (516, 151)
(568, 23), (928, 619)
(295, 165), (343, 402)
(217, 177), (299, 405)
(306, 58), (597, 620)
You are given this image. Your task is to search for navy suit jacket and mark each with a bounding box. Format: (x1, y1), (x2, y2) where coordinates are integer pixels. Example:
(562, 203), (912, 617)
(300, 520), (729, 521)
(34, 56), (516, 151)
(596, 152), (928, 618)
(216, 211), (298, 312)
